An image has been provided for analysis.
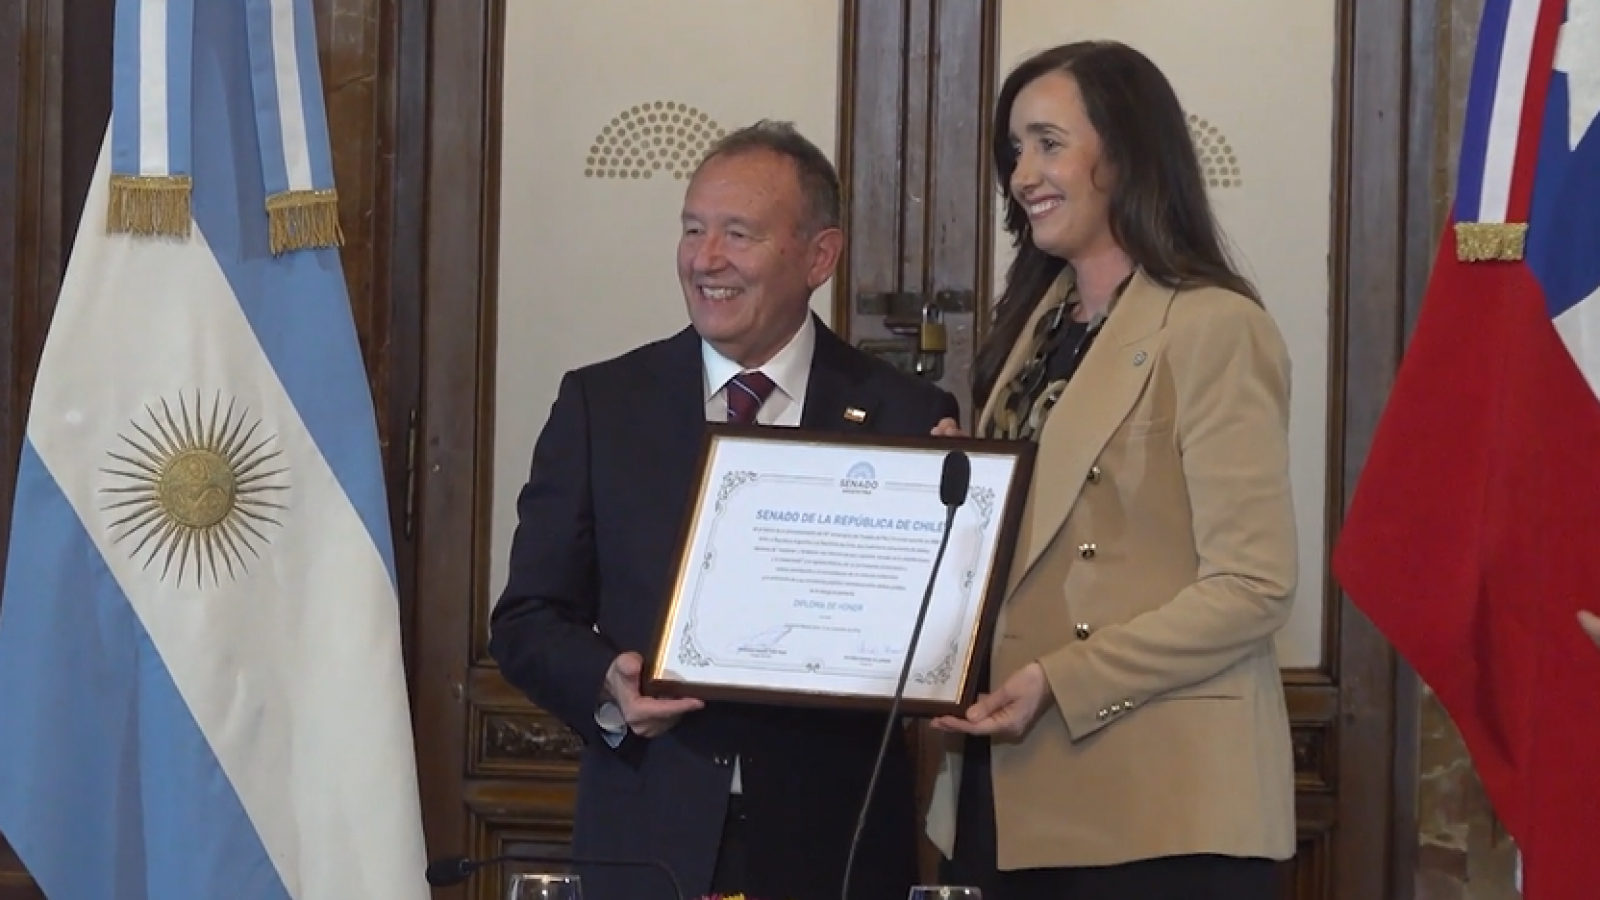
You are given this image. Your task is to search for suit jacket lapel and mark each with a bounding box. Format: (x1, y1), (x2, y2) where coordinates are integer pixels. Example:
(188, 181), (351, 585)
(644, 315), (871, 445)
(802, 316), (877, 434)
(635, 326), (710, 493)
(1008, 271), (1175, 591)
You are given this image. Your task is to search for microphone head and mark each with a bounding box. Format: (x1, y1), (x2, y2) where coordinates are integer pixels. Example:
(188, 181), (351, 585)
(425, 856), (473, 888)
(939, 450), (971, 508)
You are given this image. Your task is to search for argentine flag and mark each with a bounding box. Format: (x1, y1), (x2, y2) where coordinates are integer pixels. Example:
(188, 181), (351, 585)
(0, 0), (430, 897)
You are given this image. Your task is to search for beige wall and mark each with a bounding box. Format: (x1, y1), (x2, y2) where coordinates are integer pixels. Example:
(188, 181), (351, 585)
(995, 0), (1339, 668)
(489, 2), (845, 608)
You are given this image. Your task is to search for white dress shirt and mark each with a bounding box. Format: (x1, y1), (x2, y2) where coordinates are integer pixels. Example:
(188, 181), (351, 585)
(699, 313), (814, 428)
(596, 316), (817, 793)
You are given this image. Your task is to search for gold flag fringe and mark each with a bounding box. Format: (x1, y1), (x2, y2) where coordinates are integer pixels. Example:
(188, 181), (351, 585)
(1454, 221), (1527, 262)
(107, 175), (193, 238)
(266, 189), (345, 255)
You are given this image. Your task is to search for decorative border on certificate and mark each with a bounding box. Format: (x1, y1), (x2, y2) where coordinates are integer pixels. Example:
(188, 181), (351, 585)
(642, 425), (1036, 717)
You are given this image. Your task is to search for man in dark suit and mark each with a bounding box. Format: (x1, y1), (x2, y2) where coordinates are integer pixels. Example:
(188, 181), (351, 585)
(489, 121), (960, 900)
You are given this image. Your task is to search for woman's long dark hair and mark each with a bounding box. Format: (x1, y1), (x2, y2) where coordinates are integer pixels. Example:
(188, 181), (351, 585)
(973, 41), (1257, 409)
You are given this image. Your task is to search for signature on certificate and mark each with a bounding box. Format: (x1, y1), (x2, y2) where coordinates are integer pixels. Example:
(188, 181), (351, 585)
(854, 638), (904, 657)
(733, 625), (796, 652)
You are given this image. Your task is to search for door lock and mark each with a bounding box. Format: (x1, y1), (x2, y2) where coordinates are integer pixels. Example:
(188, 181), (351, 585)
(853, 290), (972, 381)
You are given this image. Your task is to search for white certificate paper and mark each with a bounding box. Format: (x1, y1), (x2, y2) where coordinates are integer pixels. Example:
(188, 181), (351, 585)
(646, 430), (1031, 712)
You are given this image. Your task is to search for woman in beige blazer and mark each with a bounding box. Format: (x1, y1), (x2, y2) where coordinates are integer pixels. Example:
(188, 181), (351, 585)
(924, 41), (1298, 900)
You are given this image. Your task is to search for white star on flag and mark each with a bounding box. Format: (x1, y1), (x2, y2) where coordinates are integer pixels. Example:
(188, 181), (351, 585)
(1555, 0), (1599, 150)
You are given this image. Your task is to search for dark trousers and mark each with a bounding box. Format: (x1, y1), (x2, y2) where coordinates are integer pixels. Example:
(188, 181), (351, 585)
(710, 794), (748, 896)
(942, 740), (1282, 900)
(709, 790), (914, 900)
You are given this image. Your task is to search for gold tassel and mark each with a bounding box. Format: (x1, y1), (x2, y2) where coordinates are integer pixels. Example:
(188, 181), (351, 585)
(1454, 221), (1527, 262)
(107, 175), (193, 238)
(265, 189), (345, 255)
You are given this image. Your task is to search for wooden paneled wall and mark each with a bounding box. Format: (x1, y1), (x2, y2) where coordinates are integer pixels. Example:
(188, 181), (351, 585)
(1, 0), (107, 889)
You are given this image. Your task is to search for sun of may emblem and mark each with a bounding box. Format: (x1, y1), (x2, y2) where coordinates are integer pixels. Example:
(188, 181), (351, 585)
(101, 392), (289, 587)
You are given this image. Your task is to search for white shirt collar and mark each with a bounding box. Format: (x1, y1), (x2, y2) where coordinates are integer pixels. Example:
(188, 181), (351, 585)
(701, 313), (815, 404)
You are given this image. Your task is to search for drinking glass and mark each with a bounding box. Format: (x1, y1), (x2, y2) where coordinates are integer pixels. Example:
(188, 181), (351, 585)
(908, 886), (981, 900)
(507, 872), (582, 900)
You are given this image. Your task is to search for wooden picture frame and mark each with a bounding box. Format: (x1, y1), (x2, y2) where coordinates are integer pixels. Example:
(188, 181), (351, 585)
(642, 425), (1035, 717)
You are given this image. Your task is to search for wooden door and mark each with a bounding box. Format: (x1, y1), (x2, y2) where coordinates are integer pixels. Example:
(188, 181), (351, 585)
(1, 2), (117, 895)
(0, 4), (73, 891)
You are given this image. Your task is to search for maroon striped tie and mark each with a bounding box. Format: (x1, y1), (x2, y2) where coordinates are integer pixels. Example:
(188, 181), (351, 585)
(725, 370), (776, 424)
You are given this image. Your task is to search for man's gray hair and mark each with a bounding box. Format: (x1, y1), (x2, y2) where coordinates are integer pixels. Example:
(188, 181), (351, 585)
(698, 119), (842, 233)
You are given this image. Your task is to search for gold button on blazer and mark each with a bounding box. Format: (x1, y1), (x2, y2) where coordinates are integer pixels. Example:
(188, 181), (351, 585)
(927, 269), (1299, 870)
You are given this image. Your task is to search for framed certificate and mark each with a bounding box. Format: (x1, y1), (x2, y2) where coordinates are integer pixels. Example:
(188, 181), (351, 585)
(641, 425), (1036, 717)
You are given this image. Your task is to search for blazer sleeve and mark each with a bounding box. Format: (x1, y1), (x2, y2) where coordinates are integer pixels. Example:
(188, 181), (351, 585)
(488, 370), (618, 745)
(1041, 296), (1299, 741)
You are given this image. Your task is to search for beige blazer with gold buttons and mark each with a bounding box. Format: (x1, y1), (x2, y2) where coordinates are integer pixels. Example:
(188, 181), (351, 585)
(925, 268), (1299, 870)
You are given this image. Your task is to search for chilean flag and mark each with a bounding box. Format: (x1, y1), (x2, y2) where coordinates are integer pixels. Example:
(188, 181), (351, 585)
(1333, 0), (1600, 895)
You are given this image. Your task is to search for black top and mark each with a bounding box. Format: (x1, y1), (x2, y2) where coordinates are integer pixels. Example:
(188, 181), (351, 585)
(983, 288), (1105, 442)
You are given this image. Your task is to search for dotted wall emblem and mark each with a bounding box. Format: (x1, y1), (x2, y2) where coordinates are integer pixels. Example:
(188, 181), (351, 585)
(585, 102), (729, 180)
(1187, 114), (1242, 189)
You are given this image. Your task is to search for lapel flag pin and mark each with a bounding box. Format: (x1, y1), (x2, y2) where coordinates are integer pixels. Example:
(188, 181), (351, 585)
(844, 407), (867, 423)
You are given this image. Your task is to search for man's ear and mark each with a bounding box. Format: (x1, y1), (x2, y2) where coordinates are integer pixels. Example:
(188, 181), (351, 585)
(807, 227), (845, 290)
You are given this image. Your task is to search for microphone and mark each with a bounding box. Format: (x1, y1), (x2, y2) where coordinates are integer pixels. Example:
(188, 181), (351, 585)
(426, 852), (684, 900)
(840, 450), (971, 900)
(939, 449), (972, 508)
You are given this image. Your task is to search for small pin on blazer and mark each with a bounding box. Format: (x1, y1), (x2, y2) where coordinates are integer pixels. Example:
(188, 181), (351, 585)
(844, 407), (867, 422)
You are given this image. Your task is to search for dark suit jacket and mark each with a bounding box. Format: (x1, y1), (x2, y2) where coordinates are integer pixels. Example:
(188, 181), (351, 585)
(489, 316), (960, 900)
